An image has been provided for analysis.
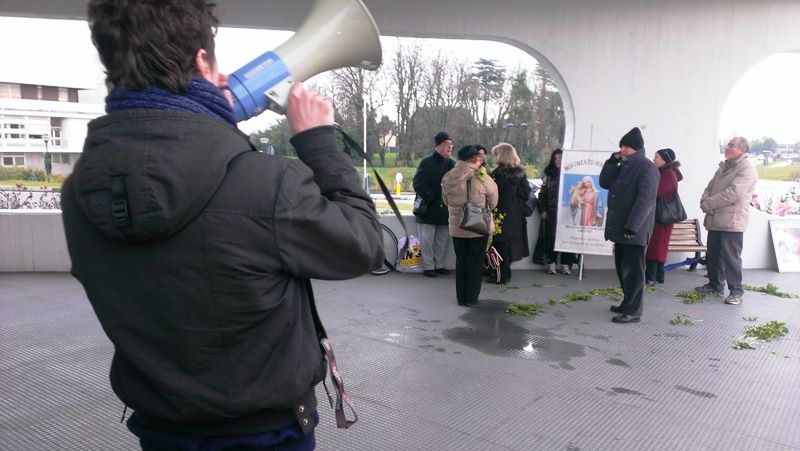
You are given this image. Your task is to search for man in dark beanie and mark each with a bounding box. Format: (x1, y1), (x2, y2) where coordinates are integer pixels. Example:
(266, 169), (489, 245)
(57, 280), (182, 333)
(413, 131), (456, 277)
(599, 127), (659, 323)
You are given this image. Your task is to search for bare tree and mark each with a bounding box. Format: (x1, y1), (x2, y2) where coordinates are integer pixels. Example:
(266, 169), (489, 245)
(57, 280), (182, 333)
(390, 40), (423, 166)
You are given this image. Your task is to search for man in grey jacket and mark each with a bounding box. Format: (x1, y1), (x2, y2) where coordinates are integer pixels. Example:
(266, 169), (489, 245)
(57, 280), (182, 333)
(695, 137), (758, 305)
(599, 127), (659, 323)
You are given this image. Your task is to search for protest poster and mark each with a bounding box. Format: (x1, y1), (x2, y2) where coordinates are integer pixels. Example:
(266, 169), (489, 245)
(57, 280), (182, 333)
(554, 150), (613, 256)
(769, 218), (800, 272)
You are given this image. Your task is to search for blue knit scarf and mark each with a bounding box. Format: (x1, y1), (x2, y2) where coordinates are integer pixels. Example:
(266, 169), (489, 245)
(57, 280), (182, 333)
(105, 77), (236, 126)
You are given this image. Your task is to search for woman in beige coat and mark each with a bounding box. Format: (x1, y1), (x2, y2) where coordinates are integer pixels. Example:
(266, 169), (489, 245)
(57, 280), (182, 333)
(442, 145), (499, 306)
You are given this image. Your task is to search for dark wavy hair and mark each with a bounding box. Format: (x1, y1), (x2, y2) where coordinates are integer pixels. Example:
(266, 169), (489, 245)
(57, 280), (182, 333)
(88, 0), (220, 93)
(544, 148), (563, 177)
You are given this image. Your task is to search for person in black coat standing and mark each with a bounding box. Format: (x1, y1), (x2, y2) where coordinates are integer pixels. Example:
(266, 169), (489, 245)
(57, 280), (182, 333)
(490, 143), (532, 284)
(413, 131), (456, 277)
(537, 149), (577, 274)
(599, 127), (659, 323)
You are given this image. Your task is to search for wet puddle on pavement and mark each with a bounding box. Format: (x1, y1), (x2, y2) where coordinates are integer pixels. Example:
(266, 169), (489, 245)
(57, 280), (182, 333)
(442, 300), (586, 367)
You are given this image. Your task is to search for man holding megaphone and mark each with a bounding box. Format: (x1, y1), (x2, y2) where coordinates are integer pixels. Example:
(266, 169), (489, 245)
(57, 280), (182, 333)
(61, 1), (384, 449)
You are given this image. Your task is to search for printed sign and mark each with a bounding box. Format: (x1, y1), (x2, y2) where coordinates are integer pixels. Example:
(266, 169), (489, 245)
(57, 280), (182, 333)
(554, 150), (614, 256)
(769, 218), (800, 273)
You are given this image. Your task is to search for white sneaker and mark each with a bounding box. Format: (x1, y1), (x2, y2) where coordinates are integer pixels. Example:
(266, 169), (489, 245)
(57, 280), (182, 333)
(546, 263), (557, 274)
(558, 265), (571, 275)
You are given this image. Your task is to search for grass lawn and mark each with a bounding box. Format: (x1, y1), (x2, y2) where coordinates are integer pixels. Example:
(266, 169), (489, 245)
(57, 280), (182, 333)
(756, 164), (800, 181)
(0, 179), (64, 190)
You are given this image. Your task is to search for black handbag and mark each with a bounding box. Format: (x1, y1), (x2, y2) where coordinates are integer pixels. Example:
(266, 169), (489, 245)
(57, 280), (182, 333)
(412, 195), (428, 216)
(656, 189), (687, 224)
(459, 178), (492, 235)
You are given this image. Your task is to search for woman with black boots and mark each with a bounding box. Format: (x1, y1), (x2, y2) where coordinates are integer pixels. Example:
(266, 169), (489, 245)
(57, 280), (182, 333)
(490, 143), (531, 284)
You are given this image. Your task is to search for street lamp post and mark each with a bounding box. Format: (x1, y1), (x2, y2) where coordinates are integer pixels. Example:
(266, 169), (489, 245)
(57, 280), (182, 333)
(259, 137), (274, 155)
(42, 133), (51, 177)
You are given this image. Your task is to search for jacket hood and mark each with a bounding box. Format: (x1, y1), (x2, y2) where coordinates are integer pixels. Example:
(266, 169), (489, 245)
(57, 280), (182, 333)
(660, 160), (684, 181)
(493, 164), (527, 180)
(67, 110), (253, 243)
(441, 161), (475, 190)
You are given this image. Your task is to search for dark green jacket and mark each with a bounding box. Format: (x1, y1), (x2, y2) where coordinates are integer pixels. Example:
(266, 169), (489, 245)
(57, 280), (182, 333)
(62, 110), (382, 436)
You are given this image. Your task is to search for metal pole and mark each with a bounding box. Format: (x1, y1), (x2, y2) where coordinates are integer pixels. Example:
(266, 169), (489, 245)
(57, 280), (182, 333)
(362, 80), (368, 194)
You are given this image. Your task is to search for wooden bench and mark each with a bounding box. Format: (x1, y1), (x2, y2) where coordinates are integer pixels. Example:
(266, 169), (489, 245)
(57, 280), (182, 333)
(667, 218), (707, 271)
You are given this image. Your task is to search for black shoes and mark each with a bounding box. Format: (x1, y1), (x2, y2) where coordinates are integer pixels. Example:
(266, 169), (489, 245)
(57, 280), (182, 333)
(435, 268), (451, 275)
(612, 314), (641, 323)
(423, 270), (438, 278)
(609, 305), (623, 314)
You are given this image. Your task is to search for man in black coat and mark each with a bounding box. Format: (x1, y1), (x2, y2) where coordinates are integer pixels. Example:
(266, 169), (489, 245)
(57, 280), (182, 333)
(413, 131), (456, 277)
(61, 1), (383, 448)
(599, 127), (659, 323)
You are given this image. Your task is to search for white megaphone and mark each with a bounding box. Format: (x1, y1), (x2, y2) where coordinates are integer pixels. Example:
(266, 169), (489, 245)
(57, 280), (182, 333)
(228, 0), (382, 122)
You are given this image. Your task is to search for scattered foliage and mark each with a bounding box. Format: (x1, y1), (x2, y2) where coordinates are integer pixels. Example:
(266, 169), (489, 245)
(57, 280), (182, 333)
(742, 283), (800, 299)
(549, 292), (592, 305)
(505, 303), (542, 317)
(744, 321), (789, 341)
(733, 321), (789, 350)
(590, 287), (624, 299)
(676, 290), (707, 304)
(669, 314), (694, 326)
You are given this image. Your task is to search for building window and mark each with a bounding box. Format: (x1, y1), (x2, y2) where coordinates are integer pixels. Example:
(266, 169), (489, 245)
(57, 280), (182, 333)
(52, 154), (70, 164)
(0, 83), (22, 99)
(1, 153), (25, 167)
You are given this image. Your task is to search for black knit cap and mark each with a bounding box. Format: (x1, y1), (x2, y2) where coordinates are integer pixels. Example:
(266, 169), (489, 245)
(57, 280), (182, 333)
(434, 131), (452, 146)
(457, 145), (480, 161)
(619, 127), (644, 150)
(656, 148), (676, 163)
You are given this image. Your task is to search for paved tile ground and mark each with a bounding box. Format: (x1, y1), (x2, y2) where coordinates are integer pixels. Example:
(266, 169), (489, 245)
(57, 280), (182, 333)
(1, 268), (798, 450)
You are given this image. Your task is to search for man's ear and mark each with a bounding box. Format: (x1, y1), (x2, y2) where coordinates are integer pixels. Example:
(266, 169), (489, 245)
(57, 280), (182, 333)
(195, 49), (213, 81)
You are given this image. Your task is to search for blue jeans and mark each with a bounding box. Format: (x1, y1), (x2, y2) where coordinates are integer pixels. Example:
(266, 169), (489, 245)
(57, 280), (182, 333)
(127, 413), (317, 451)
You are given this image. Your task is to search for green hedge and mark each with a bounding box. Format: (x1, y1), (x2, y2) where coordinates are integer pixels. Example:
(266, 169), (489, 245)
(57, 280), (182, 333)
(0, 167), (48, 181)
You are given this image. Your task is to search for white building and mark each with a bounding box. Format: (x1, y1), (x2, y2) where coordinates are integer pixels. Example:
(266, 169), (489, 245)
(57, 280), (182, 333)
(0, 17), (105, 177)
(0, 83), (103, 175)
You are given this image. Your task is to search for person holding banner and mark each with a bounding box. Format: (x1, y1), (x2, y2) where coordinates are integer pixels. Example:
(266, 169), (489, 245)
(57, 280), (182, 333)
(600, 127), (659, 323)
(538, 149), (578, 274)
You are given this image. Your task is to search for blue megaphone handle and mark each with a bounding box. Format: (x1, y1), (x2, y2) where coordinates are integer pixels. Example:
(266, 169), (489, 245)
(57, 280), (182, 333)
(227, 51), (291, 123)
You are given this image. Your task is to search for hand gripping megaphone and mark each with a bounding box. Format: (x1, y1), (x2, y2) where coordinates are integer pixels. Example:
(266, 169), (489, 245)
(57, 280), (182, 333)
(227, 0), (382, 122)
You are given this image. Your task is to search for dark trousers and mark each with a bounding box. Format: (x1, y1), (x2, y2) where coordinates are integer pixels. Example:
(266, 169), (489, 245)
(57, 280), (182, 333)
(645, 259), (664, 283)
(127, 413), (316, 451)
(706, 230), (744, 296)
(493, 240), (512, 284)
(614, 243), (646, 316)
(542, 218), (576, 265)
(453, 236), (489, 306)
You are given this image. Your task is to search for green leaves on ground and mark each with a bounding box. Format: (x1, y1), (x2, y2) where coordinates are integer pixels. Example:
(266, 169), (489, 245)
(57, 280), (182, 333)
(669, 314), (694, 326)
(742, 283), (800, 299)
(676, 290), (708, 304)
(589, 287), (624, 299)
(733, 320), (789, 350)
(744, 321), (789, 340)
(505, 303), (542, 317)
(548, 292), (592, 305)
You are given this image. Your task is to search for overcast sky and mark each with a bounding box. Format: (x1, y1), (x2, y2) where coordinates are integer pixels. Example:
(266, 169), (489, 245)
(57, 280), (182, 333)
(2, 16), (798, 142)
